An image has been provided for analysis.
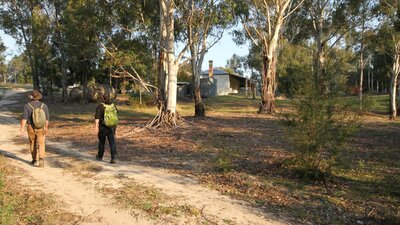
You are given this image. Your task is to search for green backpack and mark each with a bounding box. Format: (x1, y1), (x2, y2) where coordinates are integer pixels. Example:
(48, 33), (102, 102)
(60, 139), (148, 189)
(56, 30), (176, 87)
(28, 103), (46, 129)
(102, 103), (118, 127)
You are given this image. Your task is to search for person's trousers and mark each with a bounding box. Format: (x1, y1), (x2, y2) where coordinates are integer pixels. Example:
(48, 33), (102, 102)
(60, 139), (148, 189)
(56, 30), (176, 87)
(27, 125), (46, 160)
(98, 126), (117, 159)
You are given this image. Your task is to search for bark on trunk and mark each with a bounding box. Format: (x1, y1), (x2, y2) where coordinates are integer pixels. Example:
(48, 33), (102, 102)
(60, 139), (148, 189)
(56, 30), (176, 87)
(251, 81), (256, 99)
(81, 63), (89, 105)
(165, 0), (177, 114)
(158, 0), (168, 103)
(61, 59), (68, 103)
(359, 42), (364, 114)
(188, 0), (205, 117)
(192, 60), (205, 117)
(390, 42), (400, 119)
(389, 75), (398, 119)
(315, 42), (326, 92)
(259, 50), (277, 114)
(312, 3), (327, 94)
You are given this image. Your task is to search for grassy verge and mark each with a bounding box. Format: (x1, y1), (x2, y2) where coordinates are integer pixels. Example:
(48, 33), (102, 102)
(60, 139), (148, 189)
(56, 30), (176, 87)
(0, 155), (79, 225)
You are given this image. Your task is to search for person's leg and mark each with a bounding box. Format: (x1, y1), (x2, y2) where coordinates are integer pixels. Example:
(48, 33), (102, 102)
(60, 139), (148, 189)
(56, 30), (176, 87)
(107, 128), (117, 163)
(97, 126), (107, 160)
(36, 128), (45, 167)
(27, 125), (37, 163)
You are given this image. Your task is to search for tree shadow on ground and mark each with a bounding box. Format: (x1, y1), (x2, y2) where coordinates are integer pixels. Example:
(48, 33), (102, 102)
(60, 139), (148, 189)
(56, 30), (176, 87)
(0, 149), (32, 166)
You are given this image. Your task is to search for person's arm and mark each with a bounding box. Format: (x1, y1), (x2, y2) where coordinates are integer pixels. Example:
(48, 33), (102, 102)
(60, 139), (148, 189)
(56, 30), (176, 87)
(44, 104), (50, 134)
(20, 119), (27, 135)
(20, 104), (29, 135)
(95, 119), (99, 133)
(94, 105), (102, 134)
(45, 120), (49, 134)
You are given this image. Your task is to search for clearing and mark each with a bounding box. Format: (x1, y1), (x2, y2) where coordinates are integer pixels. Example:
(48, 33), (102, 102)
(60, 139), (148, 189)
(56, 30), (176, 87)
(0, 89), (284, 224)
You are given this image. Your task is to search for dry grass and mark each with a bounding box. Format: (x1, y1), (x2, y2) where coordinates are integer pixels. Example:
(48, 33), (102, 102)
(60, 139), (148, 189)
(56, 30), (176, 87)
(0, 155), (80, 225)
(99, 178), (211, 224)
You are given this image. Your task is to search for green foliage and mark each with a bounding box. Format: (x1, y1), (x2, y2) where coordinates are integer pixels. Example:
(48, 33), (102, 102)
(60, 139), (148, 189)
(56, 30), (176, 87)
(360, 94), (378, 112)
(214, 147), (235, 172)
(127, 91), (155, 108)
(0, 38), (6, 82)
(226, 54), (247, 76)
(7, 54), (31, 83)
(283, 82), (359, 180)
(277, 43), (313, 98)
(177, 63), (192, 82)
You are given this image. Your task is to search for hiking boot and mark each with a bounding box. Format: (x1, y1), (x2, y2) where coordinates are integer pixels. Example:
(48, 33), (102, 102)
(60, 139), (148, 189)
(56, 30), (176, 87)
(110, 159), (116, 164)
(96, 155), (103, 161)
(38, 158), (44, 167)
(31, 159), (37, 165)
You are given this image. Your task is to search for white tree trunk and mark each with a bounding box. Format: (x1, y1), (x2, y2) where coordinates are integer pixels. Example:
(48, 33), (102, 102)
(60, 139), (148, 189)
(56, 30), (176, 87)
(359, 42), (364, 113)
(390, 41), (400, 119)
(158, 0), (168, 101)
(165, 0), (177, 113)
(258, 0), (291, 114)
(166, 63), (178, 113)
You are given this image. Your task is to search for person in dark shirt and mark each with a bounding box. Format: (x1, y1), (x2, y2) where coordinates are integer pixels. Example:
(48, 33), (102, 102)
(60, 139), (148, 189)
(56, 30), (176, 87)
(20, 90), (50, 167)
(94, 93), (117, 164)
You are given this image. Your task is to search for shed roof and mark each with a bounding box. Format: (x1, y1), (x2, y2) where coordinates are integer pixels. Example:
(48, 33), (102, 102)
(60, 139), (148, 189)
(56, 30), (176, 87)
(201, 67), (248, 82)
(200, 68), (229, 75)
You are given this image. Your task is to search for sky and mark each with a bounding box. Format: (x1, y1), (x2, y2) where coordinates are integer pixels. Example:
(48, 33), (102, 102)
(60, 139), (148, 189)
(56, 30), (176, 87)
(202, 31), (249, 71)
(0, 30), (20, 61)
(0, 29), (249, 72)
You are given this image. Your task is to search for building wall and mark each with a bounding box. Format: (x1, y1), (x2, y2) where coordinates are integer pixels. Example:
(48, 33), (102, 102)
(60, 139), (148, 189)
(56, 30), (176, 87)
(200, 78), (217, 97)
(229, 76), (241, 94)
(215, 75), (231, 95)
(199, 74), (247, 96)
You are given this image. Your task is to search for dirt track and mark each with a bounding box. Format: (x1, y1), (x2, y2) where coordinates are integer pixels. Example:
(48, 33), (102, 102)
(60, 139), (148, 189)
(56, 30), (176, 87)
(0, 89), (287, 225)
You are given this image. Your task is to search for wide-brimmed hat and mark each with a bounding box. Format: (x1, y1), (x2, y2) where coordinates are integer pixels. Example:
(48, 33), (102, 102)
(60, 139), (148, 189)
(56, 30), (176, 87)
(29, 90), (42, 100)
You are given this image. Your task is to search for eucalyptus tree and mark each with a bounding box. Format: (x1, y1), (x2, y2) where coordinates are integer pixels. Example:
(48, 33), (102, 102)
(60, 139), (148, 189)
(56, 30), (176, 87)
(148, 0), (184, 127)
(0, 38), (6, 83)
(377, 0), (399, 119)
(0, 0), (52, 90)
(183, 0), (232, 117)
(7, 54), (31, 83)
(303, 0), (367, 94)
(349, 0), (376, 114)
(44, 0), (69, 102)
(101, 0), (159, 88)
(234, 0), (304, 114)
(62, 0), (102, 103)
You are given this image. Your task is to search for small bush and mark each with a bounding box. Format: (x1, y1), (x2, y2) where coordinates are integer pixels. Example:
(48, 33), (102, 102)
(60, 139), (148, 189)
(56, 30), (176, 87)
(214, 147), (234, 172)
(361, 94), (378, 113)
(283, 84), (359, 181)
(127, 91), (156, 108)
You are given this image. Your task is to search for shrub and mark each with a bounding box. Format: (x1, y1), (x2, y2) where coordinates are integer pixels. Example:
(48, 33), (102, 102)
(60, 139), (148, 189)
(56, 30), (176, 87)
(127, 91), (156, 108)
(214, 147), (235, 172)
(361, 94), (378, 113)
(283, 85), (359, 181)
